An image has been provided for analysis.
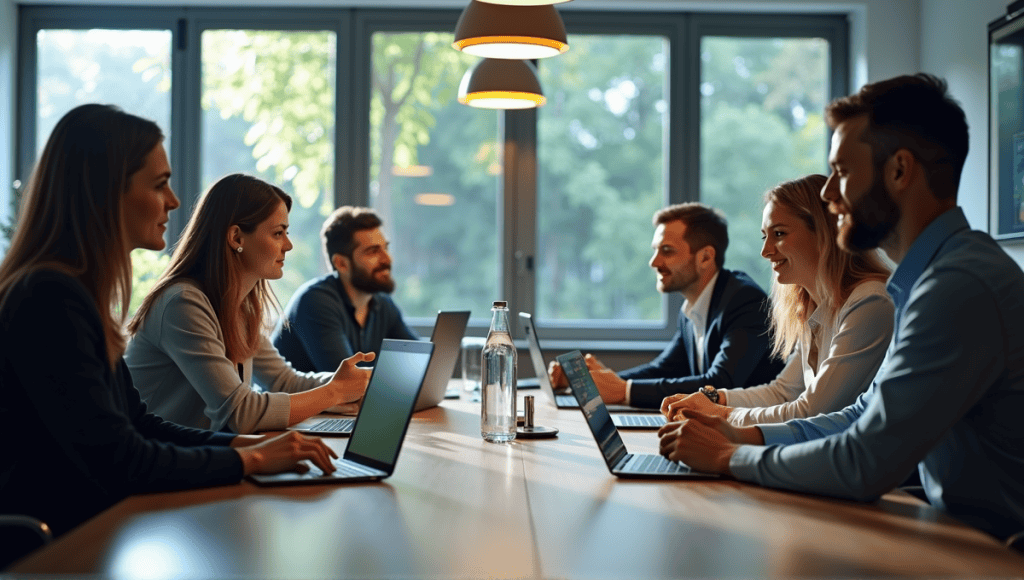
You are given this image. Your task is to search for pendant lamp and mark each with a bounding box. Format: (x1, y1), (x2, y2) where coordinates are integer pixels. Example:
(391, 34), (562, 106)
(453, 0), (569, 60)
(477, 0), (571, 4)
(458, 58), (546, 109)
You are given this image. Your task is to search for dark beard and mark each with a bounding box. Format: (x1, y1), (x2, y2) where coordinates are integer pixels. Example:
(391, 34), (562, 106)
(350, 262), (395, 294)
(838, 173), (900, 252)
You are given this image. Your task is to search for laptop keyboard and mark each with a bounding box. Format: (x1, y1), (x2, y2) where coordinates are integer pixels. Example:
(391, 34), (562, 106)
(306, 458), (381, 478)
(614, 415), (665, 428)
(623, 454), (690, 474)
(309, 418), (355, 433)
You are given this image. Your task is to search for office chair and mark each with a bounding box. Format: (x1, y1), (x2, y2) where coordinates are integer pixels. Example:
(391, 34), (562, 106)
(0, 515), (52, 570)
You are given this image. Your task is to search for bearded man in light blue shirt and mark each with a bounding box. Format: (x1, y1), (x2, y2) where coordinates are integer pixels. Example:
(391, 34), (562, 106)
(658, 73), (1024, 541)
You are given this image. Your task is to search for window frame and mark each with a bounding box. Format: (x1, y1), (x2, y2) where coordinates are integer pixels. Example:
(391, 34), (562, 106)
(14, 5), (847, 345)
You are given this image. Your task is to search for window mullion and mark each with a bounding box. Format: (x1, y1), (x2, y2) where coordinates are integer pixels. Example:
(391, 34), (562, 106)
(504, 107), (538, 338)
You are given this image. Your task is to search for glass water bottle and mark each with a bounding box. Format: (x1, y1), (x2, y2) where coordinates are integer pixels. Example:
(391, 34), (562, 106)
(481, 301), (517, 443)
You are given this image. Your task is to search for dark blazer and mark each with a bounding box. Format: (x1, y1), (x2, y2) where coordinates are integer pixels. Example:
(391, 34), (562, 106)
(0, 270), (242, 538)
(622, 269), (784, 408)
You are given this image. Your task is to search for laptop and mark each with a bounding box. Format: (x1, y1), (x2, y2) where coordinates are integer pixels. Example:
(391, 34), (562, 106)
(520, 312), (665, 428)
(290, 312), (468, 435)
(251, 339), (433, 485)
(416, 310), (471, 411)
(556, 350), (717, 479)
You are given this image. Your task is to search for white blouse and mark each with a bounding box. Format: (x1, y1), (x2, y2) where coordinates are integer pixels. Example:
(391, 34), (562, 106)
(721, 280), (893, 426)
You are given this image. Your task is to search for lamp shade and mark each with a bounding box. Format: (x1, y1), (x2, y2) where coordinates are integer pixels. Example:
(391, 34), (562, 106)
(477, 0), (571, 4)
(453, 0), (569, 60)
(458, 58), (545, 109)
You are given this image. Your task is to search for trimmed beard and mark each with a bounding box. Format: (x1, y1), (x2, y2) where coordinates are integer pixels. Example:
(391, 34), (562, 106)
(350, 260), (395, 294)
(838, 171), (900, 253)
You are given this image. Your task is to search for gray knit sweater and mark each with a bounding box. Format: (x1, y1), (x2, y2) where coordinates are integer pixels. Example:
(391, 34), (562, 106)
(125, 281), (331, 433)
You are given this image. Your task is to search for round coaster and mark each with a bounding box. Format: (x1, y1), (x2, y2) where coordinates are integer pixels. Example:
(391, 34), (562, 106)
(516, 425), (559, 439)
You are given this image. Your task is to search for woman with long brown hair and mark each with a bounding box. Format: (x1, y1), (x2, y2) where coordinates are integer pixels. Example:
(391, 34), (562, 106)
(0, 105), (343, 543)
(126, 173), (371, 434)
(663, 174), (894, 425)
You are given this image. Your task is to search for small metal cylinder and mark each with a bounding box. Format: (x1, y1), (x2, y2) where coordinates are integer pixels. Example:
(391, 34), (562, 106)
(524, 395), (535, 428)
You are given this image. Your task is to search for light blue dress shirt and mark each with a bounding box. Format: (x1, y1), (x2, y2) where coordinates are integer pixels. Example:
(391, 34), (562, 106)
(729, 208), (1024, 539)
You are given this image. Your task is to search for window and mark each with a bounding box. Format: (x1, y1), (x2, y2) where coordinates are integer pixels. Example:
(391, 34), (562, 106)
(14, 7), (846, 342)
(31, 24), (173, 313)
(368, 30), (500, 318)
(201, 28), (338, 304)
(536, 33), (669, 327)
(697, 18), (838, 293)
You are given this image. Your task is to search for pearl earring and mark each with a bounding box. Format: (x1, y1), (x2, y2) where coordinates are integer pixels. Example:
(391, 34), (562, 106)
(236, 246), (243, 254)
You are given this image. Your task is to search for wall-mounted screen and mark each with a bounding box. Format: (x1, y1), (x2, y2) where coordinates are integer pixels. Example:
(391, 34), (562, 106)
(990, 8), (1024, 240)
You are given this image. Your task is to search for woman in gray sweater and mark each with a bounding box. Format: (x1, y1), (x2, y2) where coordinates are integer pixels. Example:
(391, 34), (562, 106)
(126, 174), (373, 433)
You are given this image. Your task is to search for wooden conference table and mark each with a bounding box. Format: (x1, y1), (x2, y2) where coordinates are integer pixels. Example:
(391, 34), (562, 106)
(12, 392), (1024, 578)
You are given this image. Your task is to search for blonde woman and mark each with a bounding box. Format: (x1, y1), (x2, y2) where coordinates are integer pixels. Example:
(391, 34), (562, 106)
(662, 174), (893, 425)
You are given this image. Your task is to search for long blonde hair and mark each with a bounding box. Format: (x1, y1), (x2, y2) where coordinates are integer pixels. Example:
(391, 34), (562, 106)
(128, 174), (291, 364)
(0, 104), (163, 368)
(766, 174), (890, 359)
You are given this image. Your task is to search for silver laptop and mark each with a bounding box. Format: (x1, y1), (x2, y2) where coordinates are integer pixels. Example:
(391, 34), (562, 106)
(556, 350), (717, 479)
(290, 311), (468, 436)
(415, 310), (470, 411)
(251, 339), (433, 486)
(519, 312), (664, 428)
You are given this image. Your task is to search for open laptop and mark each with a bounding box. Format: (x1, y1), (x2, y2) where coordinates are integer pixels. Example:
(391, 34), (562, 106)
(556, 350), (717, 479)
(252, 339), (433, 485)
(290, 311), (468, 435)
(520, 312), (665, 429)
(416, 310), (470, 411)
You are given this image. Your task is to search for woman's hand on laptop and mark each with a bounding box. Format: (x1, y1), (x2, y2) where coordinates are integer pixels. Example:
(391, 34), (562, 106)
(661, 392), (730, 422)
(327, 351), (375, 404)
(323, 401), (361, 415)
(235, 431), (338, 475)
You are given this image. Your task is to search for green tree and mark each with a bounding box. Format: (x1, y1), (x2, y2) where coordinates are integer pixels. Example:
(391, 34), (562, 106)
(700, 36), (830, 292)
(22, 27), (831, 326)
(535, 35), (668, 321)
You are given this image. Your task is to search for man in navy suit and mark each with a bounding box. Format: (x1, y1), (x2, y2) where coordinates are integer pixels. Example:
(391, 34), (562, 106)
(551, 203), (783, 409)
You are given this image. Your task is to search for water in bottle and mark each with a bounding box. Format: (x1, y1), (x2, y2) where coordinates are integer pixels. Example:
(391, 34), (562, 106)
(481, 301), (517, 443)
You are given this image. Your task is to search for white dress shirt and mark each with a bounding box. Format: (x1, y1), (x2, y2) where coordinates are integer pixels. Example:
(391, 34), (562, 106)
(683, 271), (718, 374)
(625, 272), (719, 405)
(721, 280), (893, 426)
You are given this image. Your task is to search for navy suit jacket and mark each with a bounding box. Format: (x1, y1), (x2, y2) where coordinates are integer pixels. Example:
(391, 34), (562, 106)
(621, 269), (784, 408)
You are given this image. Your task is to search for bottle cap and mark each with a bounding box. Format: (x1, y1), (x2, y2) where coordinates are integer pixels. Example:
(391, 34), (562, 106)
(492, 300), (508, 308)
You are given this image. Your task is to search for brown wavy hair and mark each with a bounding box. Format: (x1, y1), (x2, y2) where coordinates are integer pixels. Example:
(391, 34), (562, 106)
(128, 174), (291, 363)
(0, 104), (163, 368)
(765, 174), (890, 359)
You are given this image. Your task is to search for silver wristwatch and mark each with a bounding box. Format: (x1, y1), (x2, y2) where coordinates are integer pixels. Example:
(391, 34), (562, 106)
(699, 385), (719, 404)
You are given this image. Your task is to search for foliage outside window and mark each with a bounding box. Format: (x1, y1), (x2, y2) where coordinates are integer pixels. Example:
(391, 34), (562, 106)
(15, 8), (845, 340)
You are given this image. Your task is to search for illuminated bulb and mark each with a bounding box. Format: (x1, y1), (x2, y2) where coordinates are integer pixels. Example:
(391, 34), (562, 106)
(457, 58), (546, 109)
(453, 0), (569, 60)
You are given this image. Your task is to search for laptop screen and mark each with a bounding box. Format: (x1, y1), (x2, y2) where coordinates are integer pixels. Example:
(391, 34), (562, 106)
(345, 339), (434, 472)
(556, 351), (628, 469)
(519, 312), (554, 394)
(415, 310), (470, 411)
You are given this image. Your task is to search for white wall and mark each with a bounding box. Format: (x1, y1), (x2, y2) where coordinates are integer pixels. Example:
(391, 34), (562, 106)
(921, 0), (1024, 267)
